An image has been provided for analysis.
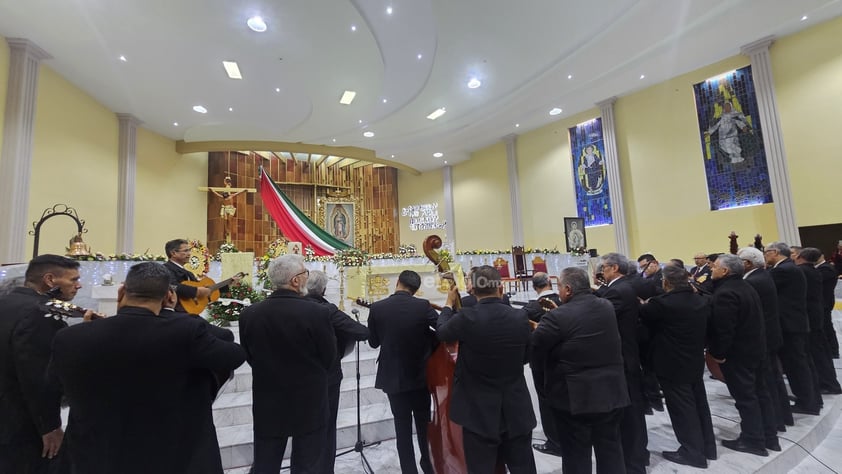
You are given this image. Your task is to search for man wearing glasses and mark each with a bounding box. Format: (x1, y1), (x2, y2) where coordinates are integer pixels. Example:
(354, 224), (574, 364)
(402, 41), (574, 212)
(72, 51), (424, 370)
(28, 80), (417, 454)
(163, 239), (211, 312)
(239, 254), (336, 473)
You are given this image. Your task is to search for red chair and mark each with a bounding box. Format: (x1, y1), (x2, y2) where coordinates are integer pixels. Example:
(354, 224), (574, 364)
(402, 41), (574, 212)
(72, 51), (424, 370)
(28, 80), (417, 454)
(494, 258), (519, 293)
(532, 256), (558, 289)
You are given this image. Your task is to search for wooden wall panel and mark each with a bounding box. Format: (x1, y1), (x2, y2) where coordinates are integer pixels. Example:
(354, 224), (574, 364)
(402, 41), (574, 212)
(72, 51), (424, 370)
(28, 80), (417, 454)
(207, 152), (399, 256)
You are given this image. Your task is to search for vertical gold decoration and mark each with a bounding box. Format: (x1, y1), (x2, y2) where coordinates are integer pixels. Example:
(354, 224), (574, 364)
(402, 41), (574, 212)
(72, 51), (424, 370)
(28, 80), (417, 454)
(338, 266), (346, 311)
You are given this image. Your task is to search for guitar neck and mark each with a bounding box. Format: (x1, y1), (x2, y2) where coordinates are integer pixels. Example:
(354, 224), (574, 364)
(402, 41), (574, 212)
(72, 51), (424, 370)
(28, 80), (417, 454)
(207, 272), (246, 292)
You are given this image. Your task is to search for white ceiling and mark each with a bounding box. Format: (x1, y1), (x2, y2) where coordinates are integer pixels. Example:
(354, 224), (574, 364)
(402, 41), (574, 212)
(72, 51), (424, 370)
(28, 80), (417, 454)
(1, 0), (840, 172)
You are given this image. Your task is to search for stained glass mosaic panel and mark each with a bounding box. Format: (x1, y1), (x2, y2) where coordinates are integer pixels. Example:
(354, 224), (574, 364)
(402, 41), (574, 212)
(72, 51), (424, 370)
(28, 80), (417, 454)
(568, 117), (613, 226)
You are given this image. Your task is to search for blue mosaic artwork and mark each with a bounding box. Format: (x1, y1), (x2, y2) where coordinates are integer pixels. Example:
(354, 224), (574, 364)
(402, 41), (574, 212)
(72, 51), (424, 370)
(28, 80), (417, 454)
(693, 66), (773, 210)
(568, 117), (613, 226)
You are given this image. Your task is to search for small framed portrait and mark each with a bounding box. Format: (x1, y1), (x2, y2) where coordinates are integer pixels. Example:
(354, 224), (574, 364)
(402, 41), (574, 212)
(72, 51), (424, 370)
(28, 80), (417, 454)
(563, 217), (587, 253)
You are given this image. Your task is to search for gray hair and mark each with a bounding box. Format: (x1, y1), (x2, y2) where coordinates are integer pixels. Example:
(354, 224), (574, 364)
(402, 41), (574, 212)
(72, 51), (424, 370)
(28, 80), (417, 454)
(532, 272), (550, 289)
(306, 269), (328, 296)
(716, 254), (744, 277)
(766, 241), (791, 257)
(268, 254), (306, 290)
(737, 247), (765, 269)
(662, 264), (690, 289)
(558, 267), (590, 293)
(601, 252), (629, 275)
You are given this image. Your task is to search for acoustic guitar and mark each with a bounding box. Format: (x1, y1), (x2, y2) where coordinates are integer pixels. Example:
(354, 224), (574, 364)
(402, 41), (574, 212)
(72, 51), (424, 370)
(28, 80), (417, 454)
(179, 272), (247, 314)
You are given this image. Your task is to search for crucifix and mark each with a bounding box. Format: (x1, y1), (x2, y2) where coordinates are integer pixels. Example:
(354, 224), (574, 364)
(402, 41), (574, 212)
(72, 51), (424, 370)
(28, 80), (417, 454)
(198, 176), (257, 243)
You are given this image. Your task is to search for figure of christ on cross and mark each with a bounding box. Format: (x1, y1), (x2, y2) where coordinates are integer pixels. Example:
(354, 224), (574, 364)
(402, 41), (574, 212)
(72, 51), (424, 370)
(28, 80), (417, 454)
(203, 177), (256, 243)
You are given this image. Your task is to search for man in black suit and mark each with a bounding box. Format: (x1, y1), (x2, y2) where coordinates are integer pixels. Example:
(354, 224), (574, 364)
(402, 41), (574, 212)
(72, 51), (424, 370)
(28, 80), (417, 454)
(0, 255), (83, 473)
(462, 266), (511, 307)
(437, 265), (536, 473)
(522, 272), (563, 457)
(816, 253), (840, 359)
(50, 262), (246, 474)
(598, 253), (649, 474)
(532, 267), (629, 474)
(738, 247), (792, 429)
(796, 248), (841, 395)
(305, 270), (370, 473)
(708, 254), (778, 456)
(640, 265), (716, 468)
(239, 255), (336, 474)
(368, 270), (437, 474)
(765, 242), (820, 414)
(690, 252), (713, 293)
(163, 239), (211, 312)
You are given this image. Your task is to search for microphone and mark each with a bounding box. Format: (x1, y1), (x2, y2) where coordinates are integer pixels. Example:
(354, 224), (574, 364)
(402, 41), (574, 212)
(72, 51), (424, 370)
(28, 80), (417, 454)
(351, 308), (360, 322)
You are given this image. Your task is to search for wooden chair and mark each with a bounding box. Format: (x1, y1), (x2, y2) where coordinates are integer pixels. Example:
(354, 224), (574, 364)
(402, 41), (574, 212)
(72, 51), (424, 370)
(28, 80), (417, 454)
(511, 247), (533, 292)
(494, 257), (519, 293)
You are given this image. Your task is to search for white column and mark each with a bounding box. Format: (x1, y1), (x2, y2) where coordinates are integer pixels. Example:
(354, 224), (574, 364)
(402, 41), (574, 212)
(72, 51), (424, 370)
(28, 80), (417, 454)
(442, 165), (456, 249)
(503, 134), (524, 246)
(116, 114), (142, 254)
(596, 98), (630, 256)
(0, 39), (51, 264)
(741, 36), (800, 245)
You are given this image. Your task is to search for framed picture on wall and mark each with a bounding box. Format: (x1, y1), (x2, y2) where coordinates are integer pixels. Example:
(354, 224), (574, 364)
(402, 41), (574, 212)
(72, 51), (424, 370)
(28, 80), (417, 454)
(324, 202), (355, 246)
(564, 217), (587, 253)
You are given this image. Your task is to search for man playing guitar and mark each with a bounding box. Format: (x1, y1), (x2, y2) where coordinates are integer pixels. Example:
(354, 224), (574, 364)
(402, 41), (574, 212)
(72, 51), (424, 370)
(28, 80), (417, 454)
(163, 239), (242, 313)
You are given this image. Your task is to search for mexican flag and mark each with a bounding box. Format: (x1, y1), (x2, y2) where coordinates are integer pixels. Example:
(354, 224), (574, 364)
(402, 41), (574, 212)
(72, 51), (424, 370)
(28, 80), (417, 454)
(258, 167), (351, 256)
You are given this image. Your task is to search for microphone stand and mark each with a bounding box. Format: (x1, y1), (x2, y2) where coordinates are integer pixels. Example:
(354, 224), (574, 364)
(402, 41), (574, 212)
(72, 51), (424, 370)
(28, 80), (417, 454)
(336, 308), (380, 473)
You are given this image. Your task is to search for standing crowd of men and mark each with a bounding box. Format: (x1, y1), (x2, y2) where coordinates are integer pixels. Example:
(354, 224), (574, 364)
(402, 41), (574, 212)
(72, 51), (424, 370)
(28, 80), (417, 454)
(1, 237), (840, 473)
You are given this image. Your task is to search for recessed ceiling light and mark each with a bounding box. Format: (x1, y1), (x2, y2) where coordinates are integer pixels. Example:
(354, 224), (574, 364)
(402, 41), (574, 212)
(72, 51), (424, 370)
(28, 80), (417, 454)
(119, 55), (127, 62)
(228, 107), (233, 112)
(390, 154), (395, 158)
(427, 107), (447, 120)
(549, 107), (562, 116)
(332, 138), (337, 142)
(363, 131), (375, 138)
(801, 15), (808, 21)
(247, 16), (267, 33)
(351, 25), (357, 32)
(417, 53), (423, 60)
(639, 74), (646, 79)
(515, 123), (520, 128)
(444, 161), (448, 164)
(192, 105), (208, 114)
(382, 98), (388, 103)
(222, 61), (242, 79)
(358, 119), (363, 124)
(467, 77), (482, 89)
(173, 122), (179, 126)
(567, 74), (573, 80)
(339, 90), (357, 105)
(275, 87), (281, 92)
(386, 6), (393, 15)
(433, 152), (443, 158)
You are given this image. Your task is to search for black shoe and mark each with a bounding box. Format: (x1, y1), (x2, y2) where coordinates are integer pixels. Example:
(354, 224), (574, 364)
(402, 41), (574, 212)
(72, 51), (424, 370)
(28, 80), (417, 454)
(791, 405), (820, 416)
(662, 450), (707, 468)
(644, 406), (654, 415)
(532, 442), (563, 457)
(722, 439), (768, 457)
(766, 439), (781, 452)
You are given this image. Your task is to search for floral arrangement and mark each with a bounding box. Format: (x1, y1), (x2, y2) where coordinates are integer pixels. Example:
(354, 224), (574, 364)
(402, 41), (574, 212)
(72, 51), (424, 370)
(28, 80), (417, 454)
(398, 244), (417, 256)
(187, 239), (211, 274)
(570, 246), (588, 257)
(70, 252), (166, 262)
(332, 248), (370, 267)
(305, 244), (315, 259)
(213, 242), (239, 261)
(438, 249), (454, 264)
(206, 282), (265, 325)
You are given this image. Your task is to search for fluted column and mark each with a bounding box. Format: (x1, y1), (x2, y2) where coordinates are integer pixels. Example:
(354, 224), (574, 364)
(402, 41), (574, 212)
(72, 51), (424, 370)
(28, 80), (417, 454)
(0, 39), (51, 264)
(596, 97), (630, 256)
(503, 134), (524, 246)
(116, 114), (142, 254)
(442, 165), (456, 249)
(741, 36), (800, 245)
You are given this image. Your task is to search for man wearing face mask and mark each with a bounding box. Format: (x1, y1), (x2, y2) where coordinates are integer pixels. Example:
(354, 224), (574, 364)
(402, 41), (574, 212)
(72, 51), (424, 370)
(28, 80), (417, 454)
(239, 254), (336, 474)
(0, 255), (84, 473)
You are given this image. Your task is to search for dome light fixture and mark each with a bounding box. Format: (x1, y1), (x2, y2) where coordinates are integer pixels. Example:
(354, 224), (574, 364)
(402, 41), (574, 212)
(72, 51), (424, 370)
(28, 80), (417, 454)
(467, 77), (482, 89)
(247, 16), (267, 33)
(549, 107), (562, 116)
(433, 152), (443, 158)
(363, 131), (375, 138)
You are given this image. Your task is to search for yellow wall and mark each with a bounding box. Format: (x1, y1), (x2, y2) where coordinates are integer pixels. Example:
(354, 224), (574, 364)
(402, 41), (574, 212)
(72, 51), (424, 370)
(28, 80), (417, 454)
(772, 15), (842, 226)
(396, 168), (444, 250)
(452, 142), (513, 249)
(135, 128), (207, 255)
(0, 39), (8, 158)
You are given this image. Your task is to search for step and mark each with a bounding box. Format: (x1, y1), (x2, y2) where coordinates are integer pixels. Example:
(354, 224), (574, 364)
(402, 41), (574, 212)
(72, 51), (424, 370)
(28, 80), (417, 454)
(213, 374), (386, 427)
(219, 349), (379, 395)
(218, 402), (395, 470)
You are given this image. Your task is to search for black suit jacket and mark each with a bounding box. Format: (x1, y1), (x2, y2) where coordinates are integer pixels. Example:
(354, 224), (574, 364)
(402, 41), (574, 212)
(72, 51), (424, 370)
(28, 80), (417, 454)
(368, 291), (438, 394)
(306, 294), (370, 385)
(599, 277), (641, 373)
(818, 262), (838, 315)
(0, 287), (64, 444)
(523, 293), (562, 322)
(164, 261), (199, 312)
(798, 263), (825, 331)
(744, 268), (783, 352)
(50, 306), (246, 474)
(461, 292), (511, 307)
(437, 298), (536, 439)
(769, 259), (809, 334)
(708, 275), (766, 365)
(240, 289), (336, 437)
(690, 264), (713, 294)
(625, 271), (661, 300)
(531, 292), (629, 415)
(640, 287), (710, 383)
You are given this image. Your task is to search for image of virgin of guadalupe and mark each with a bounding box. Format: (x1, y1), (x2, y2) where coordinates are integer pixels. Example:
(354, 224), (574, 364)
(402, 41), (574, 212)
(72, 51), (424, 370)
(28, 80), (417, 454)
(330, 206), (351, 242)
(577, 145), (605, 195)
